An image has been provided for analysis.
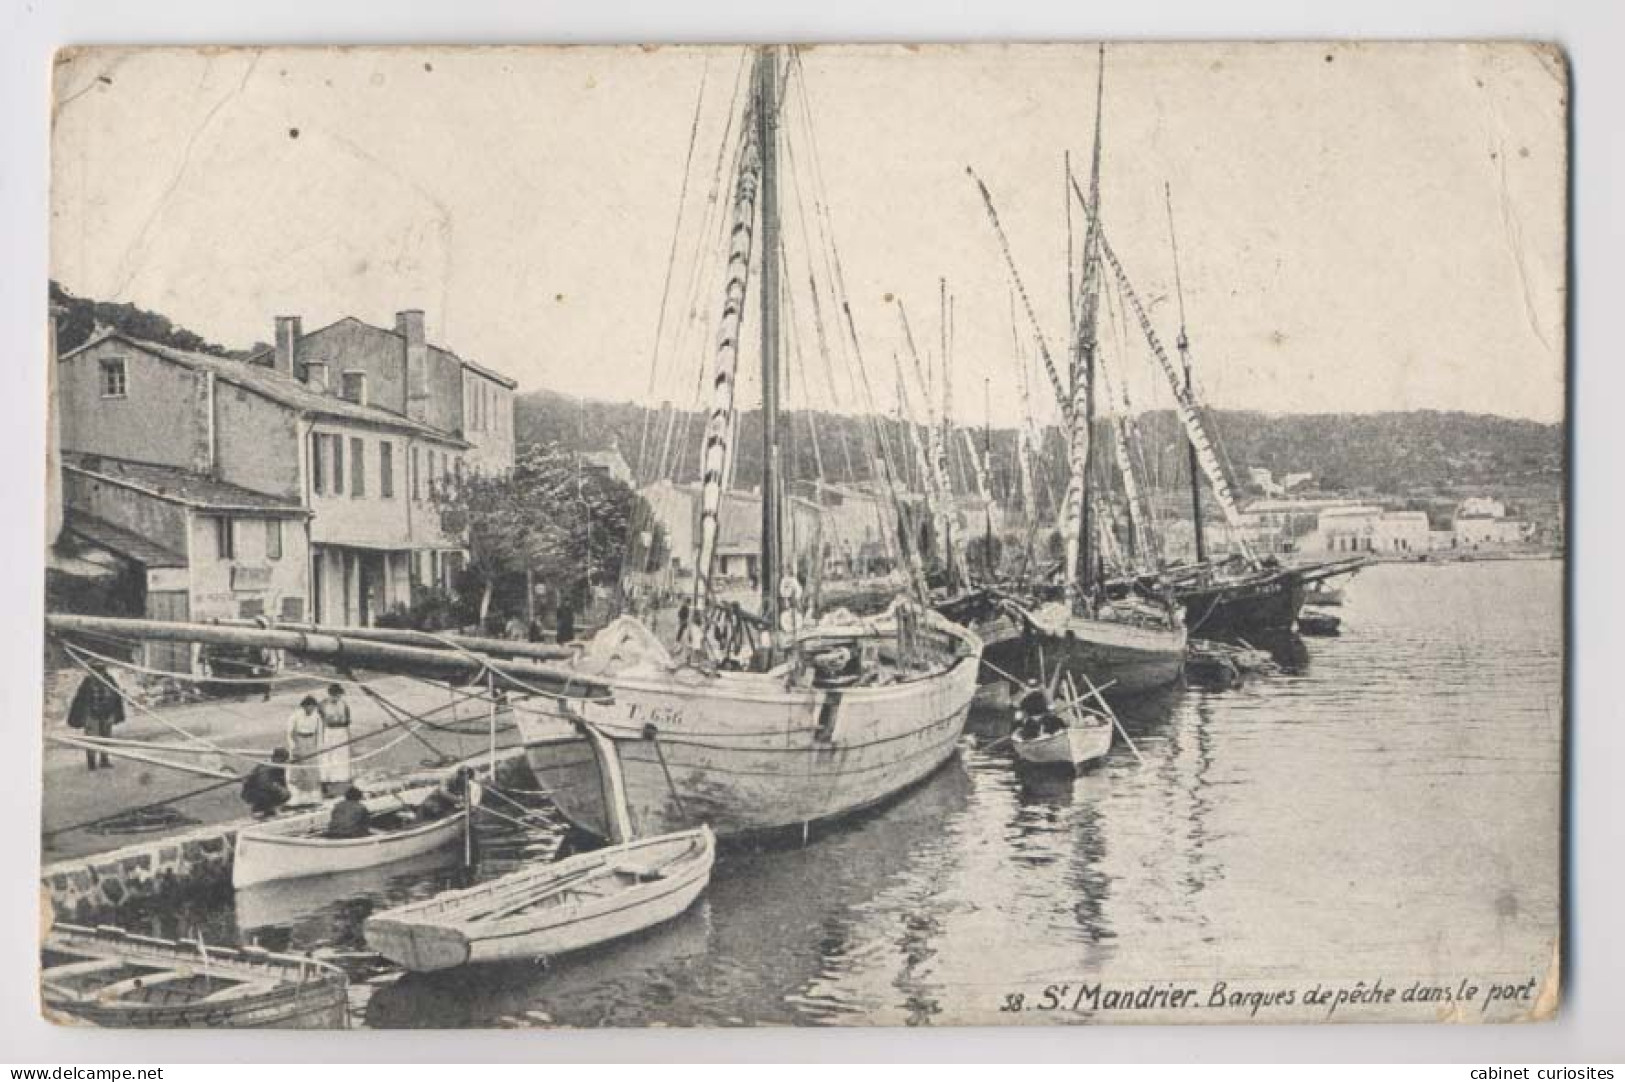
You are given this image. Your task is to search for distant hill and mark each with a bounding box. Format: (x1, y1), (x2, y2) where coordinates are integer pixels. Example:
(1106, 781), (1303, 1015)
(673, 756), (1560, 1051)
(43, 284), (1562, 505)
(50, 281), (264, 359)
(516, 388), (1564, 504)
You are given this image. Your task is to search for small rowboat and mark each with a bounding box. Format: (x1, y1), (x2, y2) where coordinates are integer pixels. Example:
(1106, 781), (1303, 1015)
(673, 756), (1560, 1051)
(1007, 672), (1133, 773)
(41, 922), (347, 1029)
(363, 825), (715, 972)
(233, 783), (474, 889)
(1010, 716), (1113, 769)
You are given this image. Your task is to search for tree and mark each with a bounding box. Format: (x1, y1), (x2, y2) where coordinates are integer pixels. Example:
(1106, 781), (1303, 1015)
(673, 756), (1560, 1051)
(433, 443), (661, 627)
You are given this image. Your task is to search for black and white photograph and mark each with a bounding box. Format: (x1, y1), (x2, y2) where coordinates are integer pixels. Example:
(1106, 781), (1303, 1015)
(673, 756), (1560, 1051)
(35, 41), (1566, 1030)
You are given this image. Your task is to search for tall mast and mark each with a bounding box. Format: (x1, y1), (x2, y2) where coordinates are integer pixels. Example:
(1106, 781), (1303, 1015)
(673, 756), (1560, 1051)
(758, 47), (783, 628)
(1166, 182), (1206, 563)
(691, 51), (765, 604)
(1064, 47), (1106, 608)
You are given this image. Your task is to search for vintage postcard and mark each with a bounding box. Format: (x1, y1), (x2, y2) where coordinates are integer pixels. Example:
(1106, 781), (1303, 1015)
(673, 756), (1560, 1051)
(39, 42), (1565, 1028)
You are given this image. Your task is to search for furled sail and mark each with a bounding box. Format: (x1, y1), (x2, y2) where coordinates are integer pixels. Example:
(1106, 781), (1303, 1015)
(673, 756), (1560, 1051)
(1093, 224), (1251, 546)
(691, 69), (764, 600)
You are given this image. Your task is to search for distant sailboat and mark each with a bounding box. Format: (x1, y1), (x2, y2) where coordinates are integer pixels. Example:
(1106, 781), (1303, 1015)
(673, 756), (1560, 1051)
(964, 49), (1188, 700)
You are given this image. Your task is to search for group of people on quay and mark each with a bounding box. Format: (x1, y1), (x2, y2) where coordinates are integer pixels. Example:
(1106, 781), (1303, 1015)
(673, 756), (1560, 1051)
(238, 683), (355, 818)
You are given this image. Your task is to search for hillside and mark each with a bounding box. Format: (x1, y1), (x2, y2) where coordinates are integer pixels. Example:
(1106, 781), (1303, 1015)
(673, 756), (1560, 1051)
(516, 389), (1565, 503)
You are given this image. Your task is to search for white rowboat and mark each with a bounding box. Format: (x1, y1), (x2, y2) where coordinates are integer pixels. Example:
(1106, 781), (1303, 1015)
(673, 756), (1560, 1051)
(232, 784), (473, 890)
(363, 826), (715, 972)
(1010, 718), (1113, 770)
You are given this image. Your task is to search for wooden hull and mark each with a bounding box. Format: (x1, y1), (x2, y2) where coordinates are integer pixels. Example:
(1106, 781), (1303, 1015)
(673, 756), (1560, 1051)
(232, 785), (469, 889)
(1011, 722), (1113, 769)
(1176, 570), (1306, 636)
(41, 924), (348, 1029)
(364, 828), (714, 972)
(983, 610), (1187, 698)
(521, 626), (982, 840)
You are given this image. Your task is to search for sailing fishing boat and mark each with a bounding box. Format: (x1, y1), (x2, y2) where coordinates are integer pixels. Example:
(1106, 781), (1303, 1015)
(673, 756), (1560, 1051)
(1119, 186), (1370, 637)
(517, 48), (983, 841)
(964, 52), (1189, 700)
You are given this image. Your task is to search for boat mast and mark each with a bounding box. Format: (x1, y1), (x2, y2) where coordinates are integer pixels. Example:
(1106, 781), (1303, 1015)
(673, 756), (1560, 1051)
(759, 47), (784, 630)
(982, 375), (995, 578)
(692, 49), (766, 606)
(1167, 182), (1206, 564)
(1064, 48), (1106, 610)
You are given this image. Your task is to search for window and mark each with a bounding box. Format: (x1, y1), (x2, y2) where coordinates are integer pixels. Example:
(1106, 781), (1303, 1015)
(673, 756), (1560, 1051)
(380, 441), (395, 498)
(411, 445), (421, 501)
(266, 520), (283, 560)
(332, 434), (345, 495)
(427, 450), (437, 494)
(99, 358), (128, 398)
(215, 517), (235, 559)
(351, 437), (365, 496)
(310, 432), (325, 495)
(280, 596), (305, 621)
(340, 371), (367, 405)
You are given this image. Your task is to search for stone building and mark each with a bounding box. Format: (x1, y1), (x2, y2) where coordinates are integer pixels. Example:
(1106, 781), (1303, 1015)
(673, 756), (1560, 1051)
(55, 309), (518, 648)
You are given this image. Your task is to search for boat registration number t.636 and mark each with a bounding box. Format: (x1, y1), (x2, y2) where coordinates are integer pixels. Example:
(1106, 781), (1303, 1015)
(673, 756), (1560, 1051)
(627, 703), (686, 728)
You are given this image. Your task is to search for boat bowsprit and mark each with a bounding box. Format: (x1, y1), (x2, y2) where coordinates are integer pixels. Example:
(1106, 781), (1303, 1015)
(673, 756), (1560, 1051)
(41, 923), (348, 1028)
(363, 826), (716, 972)
(232, 780), (477, 889)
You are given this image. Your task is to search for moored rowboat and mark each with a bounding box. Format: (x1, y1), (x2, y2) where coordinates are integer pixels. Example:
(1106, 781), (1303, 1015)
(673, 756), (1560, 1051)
(41, 922), (347, 1029)
(363, 826), (715, 972)
(1010, 718), (1113, 770)
(233, 783), (473, 889)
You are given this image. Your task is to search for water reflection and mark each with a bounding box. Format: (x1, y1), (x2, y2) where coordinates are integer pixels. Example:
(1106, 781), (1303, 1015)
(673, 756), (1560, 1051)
(137, 562), (1560, 1027)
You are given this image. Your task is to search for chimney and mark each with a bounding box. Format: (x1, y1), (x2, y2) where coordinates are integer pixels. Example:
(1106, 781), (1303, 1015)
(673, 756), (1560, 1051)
(397, 309), (429, 422)
(273, 316), (302, 378)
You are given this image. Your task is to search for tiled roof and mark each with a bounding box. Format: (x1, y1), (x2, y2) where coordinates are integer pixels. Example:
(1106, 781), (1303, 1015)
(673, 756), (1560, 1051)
(254, 315), (519, 390)
(62, 508), (188, 568)
(63, 452), (308, 515)
(70, 332), (468, 447)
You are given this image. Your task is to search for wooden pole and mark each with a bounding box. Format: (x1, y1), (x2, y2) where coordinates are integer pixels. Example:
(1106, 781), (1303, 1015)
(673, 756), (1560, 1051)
(1077, 671), (1144, 766)
(46, 614), (610, 699)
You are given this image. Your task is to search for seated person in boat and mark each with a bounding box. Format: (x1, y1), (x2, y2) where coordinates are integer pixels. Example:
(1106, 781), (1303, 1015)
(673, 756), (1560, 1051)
(327, 786), (371, 838)
(415, 770), (469, 822)
(240, 748), (292, 818)
(1014, 682), (1055, 740)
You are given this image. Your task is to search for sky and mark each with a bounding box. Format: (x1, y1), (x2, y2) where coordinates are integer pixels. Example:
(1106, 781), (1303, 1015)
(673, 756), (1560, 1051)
(50, 43), (1567, 426)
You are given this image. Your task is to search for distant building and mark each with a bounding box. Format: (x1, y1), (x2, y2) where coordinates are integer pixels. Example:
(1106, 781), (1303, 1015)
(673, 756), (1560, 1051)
(580, 446), (633, 486)
(1309, 506), (1430, 554)
(1457, 496), (1507, 520)
(638, 481), (824, 586)
(1454, 516), (1527, 547)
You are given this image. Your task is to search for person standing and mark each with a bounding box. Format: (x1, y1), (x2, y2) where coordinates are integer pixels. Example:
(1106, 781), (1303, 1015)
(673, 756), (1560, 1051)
(285, 694), (324, 804)
(66, 661), (124, 771)
(317, 683), (354, 796)
(555, 595), (576, 645)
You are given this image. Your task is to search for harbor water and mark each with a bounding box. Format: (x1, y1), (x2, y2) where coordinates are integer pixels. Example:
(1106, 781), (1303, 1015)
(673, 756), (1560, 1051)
(122, 559), (1563, 1027)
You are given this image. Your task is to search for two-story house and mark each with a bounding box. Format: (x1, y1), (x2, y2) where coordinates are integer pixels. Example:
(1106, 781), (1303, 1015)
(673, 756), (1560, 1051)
(56, 308), (517, 644)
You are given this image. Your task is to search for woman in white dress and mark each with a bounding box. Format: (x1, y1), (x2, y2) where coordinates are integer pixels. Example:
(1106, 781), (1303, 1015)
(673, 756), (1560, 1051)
(316, 683), (354, 796)
(284, 694), (324, 805)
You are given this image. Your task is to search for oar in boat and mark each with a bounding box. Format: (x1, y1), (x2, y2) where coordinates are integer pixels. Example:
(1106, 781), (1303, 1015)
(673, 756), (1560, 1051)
(1077, 672), (1145, 766)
